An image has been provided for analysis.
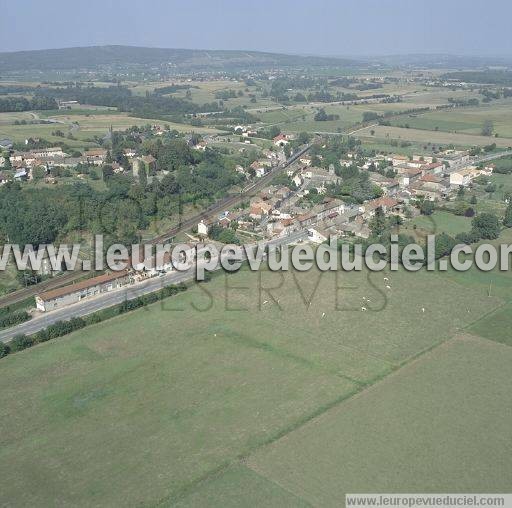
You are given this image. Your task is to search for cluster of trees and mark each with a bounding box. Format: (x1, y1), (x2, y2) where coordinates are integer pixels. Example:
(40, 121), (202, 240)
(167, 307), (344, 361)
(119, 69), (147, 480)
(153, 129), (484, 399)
(309, 91), (359, 103)
(0, 134), (246, 248)
(447, 97), (479, 107)
(208, 224), (240, 244)
(324, 165), (382, 204)
(427, 213), (503, 258)
(314, 108), (339, 121)
(35, 85), (220, 120)
(269, 77), (322, 101)
(215, 89), (241, 100)
(362, 207), (506, 263)
(0, 96), (57, 112)
(491, 156), (512, 174)
(441, 71), (512, 86)
(481, 120), (494, 136)
(362, 111), (382, 122)
(153, 84), (198, 95)
(505, 201), (512, 228)
(0, 309), (31, 330)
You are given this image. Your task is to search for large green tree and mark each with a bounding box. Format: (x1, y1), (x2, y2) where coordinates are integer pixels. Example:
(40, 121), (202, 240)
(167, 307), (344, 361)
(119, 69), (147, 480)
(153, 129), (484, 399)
(504, 202), (512, 228)
(472, 213), (501, 240)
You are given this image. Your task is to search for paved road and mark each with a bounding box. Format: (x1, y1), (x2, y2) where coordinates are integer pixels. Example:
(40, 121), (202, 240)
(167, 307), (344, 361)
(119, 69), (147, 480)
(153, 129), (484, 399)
(0, 231), (308, 343)
(149, 144), (311, 244)
(0, 145), (311, 310)
(444, 150), (512, 174)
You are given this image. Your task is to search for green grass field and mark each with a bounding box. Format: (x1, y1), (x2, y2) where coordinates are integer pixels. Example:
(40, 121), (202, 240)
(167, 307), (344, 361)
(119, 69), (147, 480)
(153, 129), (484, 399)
(0, 261), (22, 296)
(0, 109), (219, 149)
(388, 101), (512, 138)
(407, 210), (472, 237)
(356, 124), (512, 149)
(246, 334), (512, 506)
(0, 259), (505, 506)
(438, 228), (512, 302)
(468, 303), (512, 346)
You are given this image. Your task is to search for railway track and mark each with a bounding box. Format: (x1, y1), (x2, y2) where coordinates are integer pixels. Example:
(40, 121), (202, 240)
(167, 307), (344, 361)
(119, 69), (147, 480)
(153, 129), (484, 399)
(0, 144), (311, 308)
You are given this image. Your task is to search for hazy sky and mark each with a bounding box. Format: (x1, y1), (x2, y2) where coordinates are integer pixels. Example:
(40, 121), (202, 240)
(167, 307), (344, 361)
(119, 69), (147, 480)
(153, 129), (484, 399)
(2, 0), (511, 56)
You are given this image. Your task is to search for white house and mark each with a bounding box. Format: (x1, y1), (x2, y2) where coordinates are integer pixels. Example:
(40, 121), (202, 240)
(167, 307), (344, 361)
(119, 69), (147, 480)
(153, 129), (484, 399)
(307, 228), (329, 244)
(449, 167), (481, 187)
(198, 220), (209, 236)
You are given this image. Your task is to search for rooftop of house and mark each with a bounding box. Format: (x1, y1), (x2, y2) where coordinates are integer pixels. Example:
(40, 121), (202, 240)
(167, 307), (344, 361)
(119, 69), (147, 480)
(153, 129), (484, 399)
(37, 270), (130, 302)
(29, 147), (62, 153)
(421, 162), (444, 170)
(84, 148), (108, 157)
(452, 166), (480, 176)
(365, 196), (400, 210)
(420, 173), (443, 183)
(141, 155), (156, 164)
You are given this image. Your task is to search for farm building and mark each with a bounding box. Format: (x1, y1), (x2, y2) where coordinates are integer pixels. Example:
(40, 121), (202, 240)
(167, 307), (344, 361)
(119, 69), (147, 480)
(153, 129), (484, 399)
(449, 167), (482, 187)
(35, 270), (133, 312)
(273, 133), (289, 147)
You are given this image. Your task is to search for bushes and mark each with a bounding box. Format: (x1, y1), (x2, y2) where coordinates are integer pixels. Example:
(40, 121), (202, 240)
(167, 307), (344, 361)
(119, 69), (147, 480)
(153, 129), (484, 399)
(0, 310), (31, 329)
(455, 230), (482, 245)
(504, 202), (512, 228)
(9, 334), (34, 352)
(435, 233), (457, 259)
(420, 200), (435, 216)
(472, 213), (501, 240)
(0, 284), (189, 361)
(0, 342), (10, 358)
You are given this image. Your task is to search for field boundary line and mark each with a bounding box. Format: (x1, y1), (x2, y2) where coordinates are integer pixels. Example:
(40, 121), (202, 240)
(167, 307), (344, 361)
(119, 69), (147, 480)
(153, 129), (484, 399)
(239, 463), (314, 508)
(153, 461), (232, 507)
(453, 330), (512, 349)
(239, 334), (461, 462)
(461, 299), (509, 332)
(217, 325), (365, 387)
(252, 309), (398, 369)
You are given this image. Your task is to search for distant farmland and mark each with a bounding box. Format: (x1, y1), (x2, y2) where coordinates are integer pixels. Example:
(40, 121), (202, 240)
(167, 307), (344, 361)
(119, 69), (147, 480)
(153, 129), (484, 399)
(356, 124), (512, 148)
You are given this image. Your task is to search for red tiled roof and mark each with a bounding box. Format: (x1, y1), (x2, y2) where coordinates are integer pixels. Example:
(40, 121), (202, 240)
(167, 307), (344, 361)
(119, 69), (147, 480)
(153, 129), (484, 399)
(37, 270), (130, 302)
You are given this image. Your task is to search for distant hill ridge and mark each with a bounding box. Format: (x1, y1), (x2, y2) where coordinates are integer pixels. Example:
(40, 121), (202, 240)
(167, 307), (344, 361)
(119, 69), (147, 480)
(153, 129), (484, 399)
(0, 45), (359, 72)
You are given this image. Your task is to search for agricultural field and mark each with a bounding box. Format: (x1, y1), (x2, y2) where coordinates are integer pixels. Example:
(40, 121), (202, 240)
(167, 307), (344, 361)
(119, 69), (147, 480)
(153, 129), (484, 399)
(0, 109), (219, 148)
(0, 260), (505, 506)
(246, 334), (512, 507)
(131, 79), (277, 110)
(355, 124), (512, 148)
(468, 303), (512, 347)
(359, 138), (431, 156)
(257, 104), (365, 133)
(441, 228), (512, 302)
(387, 101), (512, 138)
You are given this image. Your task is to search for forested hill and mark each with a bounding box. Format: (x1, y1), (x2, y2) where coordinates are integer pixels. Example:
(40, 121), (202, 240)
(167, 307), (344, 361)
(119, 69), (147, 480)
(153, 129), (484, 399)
(0, 45), (359, 72)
